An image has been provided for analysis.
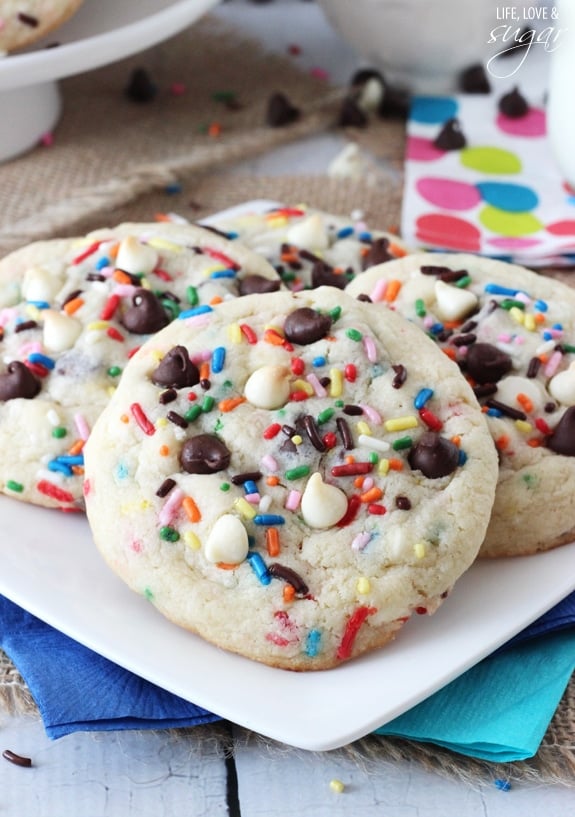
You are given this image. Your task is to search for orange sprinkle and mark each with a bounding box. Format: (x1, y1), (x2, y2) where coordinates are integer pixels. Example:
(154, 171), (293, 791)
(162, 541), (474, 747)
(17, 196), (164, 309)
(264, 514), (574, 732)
(113, 269), (133, 285)
(208, 122), (222, 137)
(442, 347), (457, 361)
(199, 361), (210, 382)
(384, 279), (402, 303)
(360, 486), (383, 503)
(266, 528), (280, 557)
(442, 320), (463, 330)
(534, 312), (545, 324)
(353, 476), (365, 489)
(451, 435), (461, 446)
(63, 297), (84, 315)
(183, 495), (201, 523)
(72, 466), (84, 475)
(527, 438), (542, 448)
(120, 414), (129, 424)
(108, 243), (119, 260)
(159, 445), (170, 457)
(283, 584), (296, 603)
(67, 439), (84, 456)
(210, 295), (223, 306)
(538, 353), (549, 364)
(266, 475), (280, 486)
(264, 328), (285, 346)
(388, 459), (403, 471)
(516, 393), (533, 413)
(217, 562), (238, 570)
(495, 434), (510, 450)
(345, 454), (356, 464)
(154, 212), (172, 223)
(218, 396), (246, 413)
(389, 242), (407, 257)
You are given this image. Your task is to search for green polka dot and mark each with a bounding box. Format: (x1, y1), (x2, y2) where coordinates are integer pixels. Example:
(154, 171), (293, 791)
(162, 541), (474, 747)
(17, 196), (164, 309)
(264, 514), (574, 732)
(479, 205), (543, 237)
(460, 147), (521, 175)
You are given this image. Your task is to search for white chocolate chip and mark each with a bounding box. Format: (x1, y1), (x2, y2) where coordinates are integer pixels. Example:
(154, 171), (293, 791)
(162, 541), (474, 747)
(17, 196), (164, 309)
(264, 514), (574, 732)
(115, 236), (158, 275)
(22, 266), (63, 302)
(204, 514), (249, 564)
(42, 309), (83, 352)
(286, 213), (329, 250)
(356, 76), (385, 113)
(327, 143), (371, 182)
(549, 362), (575, 406)
(434, 280), (478, 322)
(244, 364), (291, 409)
(300, 472), (348, 529)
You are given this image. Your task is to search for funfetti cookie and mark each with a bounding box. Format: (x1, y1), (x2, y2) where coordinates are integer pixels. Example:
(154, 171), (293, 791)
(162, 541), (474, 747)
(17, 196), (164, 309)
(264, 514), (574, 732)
(0, 1), (83, 53)
(83, 287), (497, 670)
(206, 204), (411, 291)
(0, 221), (280, 510)
(347, 252), (575, 558)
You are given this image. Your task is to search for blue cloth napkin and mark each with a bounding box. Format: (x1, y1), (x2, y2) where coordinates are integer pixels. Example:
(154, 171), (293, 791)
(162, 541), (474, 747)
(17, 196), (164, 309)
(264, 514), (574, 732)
(1, 592), (574, 758)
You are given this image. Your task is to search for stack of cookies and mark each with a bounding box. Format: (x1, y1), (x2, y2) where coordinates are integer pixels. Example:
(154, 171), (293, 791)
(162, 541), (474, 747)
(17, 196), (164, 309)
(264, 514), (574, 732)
(1, 204), (573, 670)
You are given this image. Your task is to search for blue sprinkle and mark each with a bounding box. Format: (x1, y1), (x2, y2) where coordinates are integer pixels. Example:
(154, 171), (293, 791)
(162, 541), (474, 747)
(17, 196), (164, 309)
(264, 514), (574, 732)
(493, 779), (511, 792)
(178, 305), (213, 319)
(26, 300), (50, 309)
(484, 283), (520, 296)
(534, 299), (548, 312)
(312, 356), (326, 367)
(458, 449), (468, 466)
(225, 231), (239, 240)
(211, 346), (226, 373)
(305, 629), (322, 657)
(243, 480), (258, 496)
(210, 269), (237, 279)
(95, 256), (110, 270)
(253, 514), (285, 526)
(115, 462), (129, 480)
(414, 388), (434, 410)
(54, 454), (84, 466)
(165, 182), (183, 195)
(357, 231), (372, 242)
(430, 322), (444, 335)
(47, 461), (73, 476)
(487, 407), (503, 418)
(246, 552), (271, 585)
(552, 323), (563, 331)
(542, 331), (553, 341)
(28, 352), (55, 370)
(336, 226), (354, 239)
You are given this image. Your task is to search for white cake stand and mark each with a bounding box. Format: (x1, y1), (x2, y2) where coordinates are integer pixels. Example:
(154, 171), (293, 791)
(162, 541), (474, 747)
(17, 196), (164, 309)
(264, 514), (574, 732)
(0, 0), (219, 162)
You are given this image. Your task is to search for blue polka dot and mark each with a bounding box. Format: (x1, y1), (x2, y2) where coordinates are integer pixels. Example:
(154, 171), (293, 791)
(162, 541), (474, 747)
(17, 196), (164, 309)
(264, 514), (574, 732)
(410, 96), (458, 124)
(476, 182), (539, 213)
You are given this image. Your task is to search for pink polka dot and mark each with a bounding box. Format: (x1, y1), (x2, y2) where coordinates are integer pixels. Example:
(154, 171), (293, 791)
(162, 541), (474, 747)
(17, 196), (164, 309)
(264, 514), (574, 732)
(416, 213), (481, 252)
(487, 237), (542, 250)
(496, 108), (546, 137)
(416, 177), (481, 211)
(406, 136), (444, 162)
(547, 220), (575, 236)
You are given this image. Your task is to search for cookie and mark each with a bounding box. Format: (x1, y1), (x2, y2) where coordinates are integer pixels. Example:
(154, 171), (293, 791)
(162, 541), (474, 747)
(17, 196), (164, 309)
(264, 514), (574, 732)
(0, 221), (280, 510)
(206, 204), (411, 291)
(83, 287), (497, 670)
(347, 252), (575, 558)
(0, 1), (83, 53)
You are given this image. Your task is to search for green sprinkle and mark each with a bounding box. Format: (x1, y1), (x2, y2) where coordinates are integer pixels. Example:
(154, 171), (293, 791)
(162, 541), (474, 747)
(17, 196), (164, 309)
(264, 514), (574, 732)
(415, 298), (426, 318)
(6, 480), (24, 493)
(499, 298), (525, 311)
(562, 344), (575, 354)
(186, 285), (199, 306)
(107, 365), (122, 377)
(285, 465), (311, 480)
(454, 275), (472, 288)
(392, 436), (413, 451)
(144, 587), (154, 601)
(201, 395), (215, 412)
(214, 418), (224, 432)
(160, 526), (180, 542)
(329, 306), (342, 321)
(51, 426), (67, 439)
(368, 452), (379, 464)
(522, 473), (538, 490)
(220, 482), (231, 492)
(212, 90), (236, 103)
(160, 298), (180, 319)
(280, 270), (297, 283)
(334, 399), (344, 408)
(346, 328), (363, 342)
(222, 379), (233, 389)
(317, 407), (335, 425)
(184, 405), (202, 422)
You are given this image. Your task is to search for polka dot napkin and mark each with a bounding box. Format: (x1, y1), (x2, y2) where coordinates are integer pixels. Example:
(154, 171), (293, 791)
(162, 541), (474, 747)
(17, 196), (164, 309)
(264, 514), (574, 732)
(401, 92), (575, 267)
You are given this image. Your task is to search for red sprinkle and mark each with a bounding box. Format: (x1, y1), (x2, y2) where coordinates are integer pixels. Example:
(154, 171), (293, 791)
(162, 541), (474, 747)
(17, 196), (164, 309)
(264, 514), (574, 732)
(106, 327), (125, 342)
(344, 363), (357, 382)
(337, 605), (377, 661)
(100, 294), (120, 321)
(127, 346), (141, 359)
(331, 462), (373, 477)
(367, 503), (386, 515)
(535, 417), (552, 435)
(203, 247), (240, 270)
(37, 480), (74, 504)
(419, 407), (443, 431)
(322, 431), (337, 449)
(263, 423), (282, 440)
(71, 240), (102, 266)
(130, 403), (155, 436)
(239, 323), (257, 344)
(336, 494), (361, 528)
(291, 357), (305, 375)
(25, 362), (49, 378)
(289, 390), (309, 402)
(154, 268), (173, 282)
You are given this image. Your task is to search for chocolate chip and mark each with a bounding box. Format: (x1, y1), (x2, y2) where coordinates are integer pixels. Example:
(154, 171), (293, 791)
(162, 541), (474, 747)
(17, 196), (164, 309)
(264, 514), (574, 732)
(498, 86), (529, 118)
(238, 275), (281, 296)
(547, 407), (575, 457)
(361, 237), (393, 270)
(266, 92), (300, 127)
(121, 289), (170, 335)
(152, 346), (199, 389)
(283, 307), (332, 345)
(311, 261), (347, 289)
(0, 361), (41, 401)
(2, 749), (32, 767)
(125, 68), (157, 103)
(180, 434), (231, 474)
(337, 96), (368, 128)
(433, 118), (466, 150)
(465, 342), (512, 384)
(460, 63), (491, 94)
(408, 432), (460, 478)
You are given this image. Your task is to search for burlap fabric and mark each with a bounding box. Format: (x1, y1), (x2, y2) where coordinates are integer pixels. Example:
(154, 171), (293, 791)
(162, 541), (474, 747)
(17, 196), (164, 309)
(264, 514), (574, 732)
(0, 13), (572, 786)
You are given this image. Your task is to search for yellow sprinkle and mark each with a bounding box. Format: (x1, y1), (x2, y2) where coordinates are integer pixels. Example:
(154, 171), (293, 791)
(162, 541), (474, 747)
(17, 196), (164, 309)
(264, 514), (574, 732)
(515, 419), (533, 434)
(292, 378), (314, 396)
(156, 417), (168, 428)
(151, 349), (164, 362)
(234, 497), (257, 519)
(228, 322), (242, 343)
(87, 320), (109, 331)
(378, 458), (390, 475)
(524, 313), (536, 332)
(414, 542), (426, 559)
(329, 779), (345, 794)
(106, 386), (116, 397)
(384, 415), (419, 433)
(356, 577), (371, 594)
(26, 304), (41, 321)
(356, 421), (371, 436)
(184, 531), (201, 550)
(139, 278), (151, 290)
(291, 434), (303, 445)
(147, 237), (183, 253)
(329, 368), (343, 397)
(266, 214), (288, 227)
(509, 306), (525, 325)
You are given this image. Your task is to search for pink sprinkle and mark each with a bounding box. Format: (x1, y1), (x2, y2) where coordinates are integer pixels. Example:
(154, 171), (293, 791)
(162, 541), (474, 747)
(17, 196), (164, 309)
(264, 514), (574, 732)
(513, 335), (525, 345)
(245, 493), (261, 505)
(261, 454), (278, 472)
(362, 477), (374, 491)
(497, 333), (512, 343)
(310, 66), (329, 81)
(351, 532), (371, 551)
(74, 413), (91, 441)
(514, 292), (531, 305)
(370, 279), (388, 302)
(113, 284), (137, 297)
(170, 82), (186, 96)
(97, 266), (114, 278)
(191, 349), (213, 363)
(159, 487), (184, 526)
(362, 334), (377, 363)
(0, 308), (17, 326)
(19, 341), (42, 356)
(285, 490), (301, 511)
(544, 350), (563, 377)
(359, 403), (382, 425)
(306, 372), (327, 397)
(183, 315), (212, 328)
(548, 328), (564, 339)
(422, 316), (434, 329)
(40, 132), (54, 147)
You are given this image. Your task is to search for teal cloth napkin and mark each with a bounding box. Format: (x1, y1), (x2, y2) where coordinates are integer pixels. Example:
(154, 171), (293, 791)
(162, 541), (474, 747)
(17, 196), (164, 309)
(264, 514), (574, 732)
(375, 629), (575, 761)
